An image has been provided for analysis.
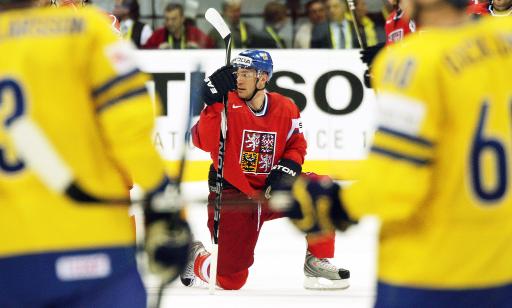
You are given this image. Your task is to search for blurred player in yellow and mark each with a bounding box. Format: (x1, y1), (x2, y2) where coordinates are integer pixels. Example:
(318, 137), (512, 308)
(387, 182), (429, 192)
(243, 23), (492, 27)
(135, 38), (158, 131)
(49, 0), (121, 34)
(0, 1), (191, 307)
(274, 0), (512, 307)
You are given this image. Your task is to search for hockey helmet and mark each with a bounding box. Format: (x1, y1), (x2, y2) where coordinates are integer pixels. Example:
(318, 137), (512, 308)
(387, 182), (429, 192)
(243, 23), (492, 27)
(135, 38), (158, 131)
(231, 50), (274, 80)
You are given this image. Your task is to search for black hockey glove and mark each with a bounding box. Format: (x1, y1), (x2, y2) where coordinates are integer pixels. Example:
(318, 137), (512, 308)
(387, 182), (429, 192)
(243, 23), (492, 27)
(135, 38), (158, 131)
(270, 175), (356, 234)
(264, 158), (302, 199)
(202, 65), (237, 106)
(144, 177), (192, 285)
(359, 42), (385, 67)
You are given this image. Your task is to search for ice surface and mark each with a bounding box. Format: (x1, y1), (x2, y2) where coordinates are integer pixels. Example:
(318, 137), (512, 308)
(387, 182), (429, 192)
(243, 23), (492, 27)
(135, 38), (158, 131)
(144, 182), (379, 308)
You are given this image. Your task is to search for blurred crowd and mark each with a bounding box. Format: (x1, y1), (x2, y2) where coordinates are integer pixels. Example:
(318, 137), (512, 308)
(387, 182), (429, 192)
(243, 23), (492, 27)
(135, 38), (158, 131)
(108, 0), (510, 49)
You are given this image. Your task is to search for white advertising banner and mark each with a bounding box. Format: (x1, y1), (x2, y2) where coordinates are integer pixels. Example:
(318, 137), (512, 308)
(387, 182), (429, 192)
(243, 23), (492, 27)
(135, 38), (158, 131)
(135, 49), (377, 179)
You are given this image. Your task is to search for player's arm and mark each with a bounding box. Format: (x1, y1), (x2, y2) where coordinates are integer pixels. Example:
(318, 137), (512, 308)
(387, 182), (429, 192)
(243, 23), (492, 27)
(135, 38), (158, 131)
(343, 48), (439, 223)
(86, 9), (191, 284)
(191, 104), (222, 152)
(191, 65), (236, 152)
(90, 36), (165, 192)
(265, 104), (307, 198)
(273, 46), (440, 233)
(281, 105), (307, 165)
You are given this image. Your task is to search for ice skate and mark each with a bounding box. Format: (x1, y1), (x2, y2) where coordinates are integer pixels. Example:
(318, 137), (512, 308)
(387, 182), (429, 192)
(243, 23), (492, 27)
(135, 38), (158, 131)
(303, 251), (350, 290)
(180, 241), (210, 287)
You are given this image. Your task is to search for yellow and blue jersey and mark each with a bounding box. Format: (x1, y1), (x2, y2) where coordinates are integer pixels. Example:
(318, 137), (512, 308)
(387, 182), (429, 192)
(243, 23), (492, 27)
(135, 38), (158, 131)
(344, 16), (512, 289)
(0, 6), (166, 258)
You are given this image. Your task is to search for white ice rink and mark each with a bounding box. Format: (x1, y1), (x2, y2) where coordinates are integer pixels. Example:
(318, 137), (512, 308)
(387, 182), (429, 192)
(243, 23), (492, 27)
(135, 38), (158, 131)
(145, 183), (380, 308)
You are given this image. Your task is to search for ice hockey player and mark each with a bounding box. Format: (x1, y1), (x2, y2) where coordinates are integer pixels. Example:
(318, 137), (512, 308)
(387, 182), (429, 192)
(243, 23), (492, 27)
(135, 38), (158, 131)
(182, 49), (350, 290)
(0, 1), (191, 307)
(50, 0), (121, 34)
(467, 0), (512, 15)
(360, 0), (416, 87)
(277, 0), (512, 306)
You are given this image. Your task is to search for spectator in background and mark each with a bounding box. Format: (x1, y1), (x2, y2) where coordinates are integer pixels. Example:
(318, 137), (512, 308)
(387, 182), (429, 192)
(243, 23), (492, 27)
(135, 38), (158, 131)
(345, 0), (379, 47)
(209, 0), (257, 49)
(293, 0), (328, 48)
(311, 0), (357, 48)
(113, 0), (153, 48)
(251, 1), (288, 48)
(312, 0), (377, 48)
(143, 3), (214, 49)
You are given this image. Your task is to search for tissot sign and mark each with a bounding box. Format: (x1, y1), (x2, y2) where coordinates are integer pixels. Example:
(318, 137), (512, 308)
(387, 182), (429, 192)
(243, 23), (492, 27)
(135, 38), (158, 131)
(135, 49), (376, 163)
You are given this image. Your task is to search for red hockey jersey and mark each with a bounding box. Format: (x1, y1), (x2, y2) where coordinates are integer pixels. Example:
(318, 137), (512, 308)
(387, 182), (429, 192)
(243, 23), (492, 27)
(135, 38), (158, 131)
(466, 1), (490, 15)
(192, 91), (307, 198)
(385, 9), (415, 45)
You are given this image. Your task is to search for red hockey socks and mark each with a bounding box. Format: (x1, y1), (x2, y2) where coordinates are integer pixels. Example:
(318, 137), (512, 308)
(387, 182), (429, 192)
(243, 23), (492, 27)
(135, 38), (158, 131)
(306, 232), (335, 258)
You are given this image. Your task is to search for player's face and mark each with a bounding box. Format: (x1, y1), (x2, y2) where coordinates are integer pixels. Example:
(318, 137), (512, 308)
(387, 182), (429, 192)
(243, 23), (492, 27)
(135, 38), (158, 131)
(493, 0), (512, 10)
(235, 68), (269, 100)
(235, 68), (257, 99)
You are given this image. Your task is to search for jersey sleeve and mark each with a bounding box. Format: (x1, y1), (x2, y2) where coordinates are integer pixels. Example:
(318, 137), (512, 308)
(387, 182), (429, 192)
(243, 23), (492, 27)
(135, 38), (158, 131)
(343, 42), (441, 223)
(191, 103), (223, 152)
(85, 9), (167, 192)
(281, 102), (307, 165)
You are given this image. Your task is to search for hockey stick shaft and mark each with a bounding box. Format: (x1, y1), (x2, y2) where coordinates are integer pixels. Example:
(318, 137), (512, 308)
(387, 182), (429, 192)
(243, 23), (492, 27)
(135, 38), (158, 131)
(205, 7), (232, 294)
(345, 0), (366, 49)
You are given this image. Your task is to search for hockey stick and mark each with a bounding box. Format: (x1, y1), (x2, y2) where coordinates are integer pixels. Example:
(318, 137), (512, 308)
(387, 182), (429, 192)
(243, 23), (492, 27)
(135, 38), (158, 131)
(153, 65), (201, 308)
(204, 7), (232, 295)
(345, 0), (366, 49)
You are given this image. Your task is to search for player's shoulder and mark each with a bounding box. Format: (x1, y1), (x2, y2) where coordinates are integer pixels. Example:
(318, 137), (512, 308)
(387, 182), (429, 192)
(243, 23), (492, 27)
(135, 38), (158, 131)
(267, 92), (299, 114)
(480, 14), (512, 30)
(78, 6), (114, 26)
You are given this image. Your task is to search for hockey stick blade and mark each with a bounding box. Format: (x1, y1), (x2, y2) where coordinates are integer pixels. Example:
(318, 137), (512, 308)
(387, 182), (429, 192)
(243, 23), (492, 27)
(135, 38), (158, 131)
(205, 8), (230, 40)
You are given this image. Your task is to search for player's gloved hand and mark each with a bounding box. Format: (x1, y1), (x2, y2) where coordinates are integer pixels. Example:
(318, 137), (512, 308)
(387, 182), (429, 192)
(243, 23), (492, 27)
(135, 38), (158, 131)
(202, 65), (237, 106)
(359, 42), (385, 66)
(264, 158), (302, 199)
(270, 175), (356, 234)
(144, 177), (192, 285)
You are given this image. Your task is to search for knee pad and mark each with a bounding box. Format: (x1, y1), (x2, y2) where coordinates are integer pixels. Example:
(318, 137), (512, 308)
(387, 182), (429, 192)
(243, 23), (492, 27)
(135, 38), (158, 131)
(217, 269), (249, 290)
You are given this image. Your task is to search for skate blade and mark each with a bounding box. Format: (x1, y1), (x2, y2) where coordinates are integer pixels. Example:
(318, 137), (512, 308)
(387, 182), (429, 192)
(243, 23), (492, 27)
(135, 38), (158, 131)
(303, 276), (350, 290)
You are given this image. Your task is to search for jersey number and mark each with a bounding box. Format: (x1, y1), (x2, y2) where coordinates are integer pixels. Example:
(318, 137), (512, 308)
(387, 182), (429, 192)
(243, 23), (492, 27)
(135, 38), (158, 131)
(0, 78), (26, 173)
(470, 102), (510, 203)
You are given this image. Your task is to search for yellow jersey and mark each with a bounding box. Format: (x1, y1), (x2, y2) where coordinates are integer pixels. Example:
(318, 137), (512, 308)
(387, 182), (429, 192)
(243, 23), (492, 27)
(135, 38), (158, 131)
(344, 16), (512, 288)
(0, 7), (166, 257)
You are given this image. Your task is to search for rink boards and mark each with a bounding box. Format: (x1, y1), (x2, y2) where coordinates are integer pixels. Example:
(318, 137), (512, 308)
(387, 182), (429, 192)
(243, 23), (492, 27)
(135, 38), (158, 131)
(134, 49), (376, 181)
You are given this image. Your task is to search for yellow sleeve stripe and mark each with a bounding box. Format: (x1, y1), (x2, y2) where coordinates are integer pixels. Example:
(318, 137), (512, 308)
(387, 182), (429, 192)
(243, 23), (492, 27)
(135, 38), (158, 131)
(378, 126), (434, 147)
(373, 126), (434, 161)
(92, 68), (140, 98)
(93, 71), (149, 109)
(373, 129), (434, 166)
(96, 86), (148, 113)
(370, 146), (432, 166)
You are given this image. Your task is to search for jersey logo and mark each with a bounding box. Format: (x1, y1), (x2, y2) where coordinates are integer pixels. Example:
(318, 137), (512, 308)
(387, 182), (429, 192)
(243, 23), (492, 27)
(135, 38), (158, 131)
(239, 130), (276, 174)
(233, 104), (243, 109)
(388, 29), (404, 43)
